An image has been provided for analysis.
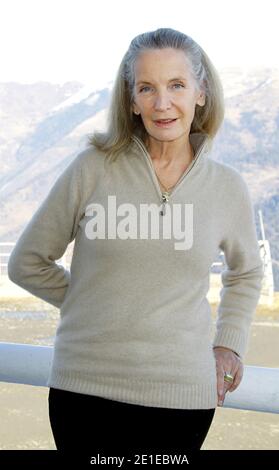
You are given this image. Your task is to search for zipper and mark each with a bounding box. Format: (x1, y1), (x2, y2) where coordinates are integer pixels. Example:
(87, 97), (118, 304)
(132, 135), (207, 216)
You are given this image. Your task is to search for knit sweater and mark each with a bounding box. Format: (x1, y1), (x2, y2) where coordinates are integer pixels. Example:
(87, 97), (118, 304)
(8, 132), (264, 409)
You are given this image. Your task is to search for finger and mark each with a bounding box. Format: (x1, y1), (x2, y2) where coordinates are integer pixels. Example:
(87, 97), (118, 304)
(216, 367), (226, 405)
(223, 379), (232, 394)
(222, 375), (234, 401)
(224, 364), (242, 394)
(220, 376), (234, 405)
(216, 367), (224, 396)
(229, 364), (244, 393)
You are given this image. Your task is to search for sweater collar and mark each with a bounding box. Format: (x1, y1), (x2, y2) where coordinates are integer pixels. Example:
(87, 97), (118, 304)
(189, 132), (211, 159)
(131, 132), (211, 164)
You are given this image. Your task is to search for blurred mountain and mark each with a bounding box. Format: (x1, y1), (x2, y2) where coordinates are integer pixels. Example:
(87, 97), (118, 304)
(212, 67), (279, 289)
(0, 68), (278, 288)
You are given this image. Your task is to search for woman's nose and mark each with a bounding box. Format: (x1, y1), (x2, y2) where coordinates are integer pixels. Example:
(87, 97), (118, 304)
(154, 92), (172, 111)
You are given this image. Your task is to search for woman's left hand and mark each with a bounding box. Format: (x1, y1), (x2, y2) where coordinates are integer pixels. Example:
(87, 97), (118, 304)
(213, 346), (244, 406)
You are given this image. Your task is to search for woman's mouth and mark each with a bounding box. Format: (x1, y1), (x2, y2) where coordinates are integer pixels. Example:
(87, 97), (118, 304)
(154, 118), (177, 128)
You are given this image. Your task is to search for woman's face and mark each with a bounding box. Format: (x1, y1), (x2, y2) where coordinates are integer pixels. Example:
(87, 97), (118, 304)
(132, 47), (205, 142)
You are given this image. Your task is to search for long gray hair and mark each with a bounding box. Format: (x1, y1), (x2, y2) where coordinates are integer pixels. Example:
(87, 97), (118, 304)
(87, 27), (224, 160)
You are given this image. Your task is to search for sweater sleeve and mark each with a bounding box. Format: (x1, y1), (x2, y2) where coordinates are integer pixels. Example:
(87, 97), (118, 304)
(213, 172), (264, 359)
(7, 154), (83, 308)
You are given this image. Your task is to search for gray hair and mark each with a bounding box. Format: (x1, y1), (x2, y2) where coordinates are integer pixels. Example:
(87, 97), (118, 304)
(87, 28), (224, 160)
(123, 28), (208, 99)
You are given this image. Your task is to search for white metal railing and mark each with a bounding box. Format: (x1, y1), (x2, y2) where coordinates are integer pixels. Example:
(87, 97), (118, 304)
(0, 242), (15, 277)
(0, 342), (278, 414)
(1, 241), (274, 305)
(0, 242), (68, 277)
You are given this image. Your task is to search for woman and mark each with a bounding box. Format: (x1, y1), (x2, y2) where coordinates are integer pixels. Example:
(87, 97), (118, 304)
(8, 28), (263, 453)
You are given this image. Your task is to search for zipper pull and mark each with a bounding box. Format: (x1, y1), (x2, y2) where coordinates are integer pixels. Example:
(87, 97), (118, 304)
(160, 191), (170, 216)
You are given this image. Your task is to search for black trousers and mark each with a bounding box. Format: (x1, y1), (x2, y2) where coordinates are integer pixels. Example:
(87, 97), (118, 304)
(48, 387), (215, 453)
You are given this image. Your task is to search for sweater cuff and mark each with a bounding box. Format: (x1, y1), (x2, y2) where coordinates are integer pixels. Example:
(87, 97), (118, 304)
(213, 325), (249, 359)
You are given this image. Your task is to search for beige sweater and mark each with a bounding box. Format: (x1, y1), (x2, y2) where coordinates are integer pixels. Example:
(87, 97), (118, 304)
(8, 132), (264, 409)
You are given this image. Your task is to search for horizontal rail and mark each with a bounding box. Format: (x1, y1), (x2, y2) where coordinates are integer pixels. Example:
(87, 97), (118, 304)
(0, 342), (278, 414)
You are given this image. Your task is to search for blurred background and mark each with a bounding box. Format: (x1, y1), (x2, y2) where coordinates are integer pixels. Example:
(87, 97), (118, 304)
(0, 0), (278, 450)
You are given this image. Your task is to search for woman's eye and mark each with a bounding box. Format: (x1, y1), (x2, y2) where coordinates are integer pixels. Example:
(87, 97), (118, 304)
(139, 86), (151, 93)
(172, 83), (184, 89)
(138, 83), (184, 93)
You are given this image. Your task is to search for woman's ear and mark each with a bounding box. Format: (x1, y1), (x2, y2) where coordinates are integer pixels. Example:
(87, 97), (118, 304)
(131, 99), (140, 115)
(133, 105), (140, 115)
(197, 92), (206, 107)
(196, 81), (206, 107)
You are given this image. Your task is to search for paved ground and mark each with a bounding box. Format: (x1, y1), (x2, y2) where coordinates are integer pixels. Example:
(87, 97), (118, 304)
(0, 297), (278, 450)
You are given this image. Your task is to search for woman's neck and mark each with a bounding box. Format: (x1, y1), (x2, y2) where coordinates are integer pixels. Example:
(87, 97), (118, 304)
(145, 134), (194, 168)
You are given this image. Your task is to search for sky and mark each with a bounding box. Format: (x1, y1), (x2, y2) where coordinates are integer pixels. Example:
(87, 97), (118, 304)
(1, 0), (278, 88)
